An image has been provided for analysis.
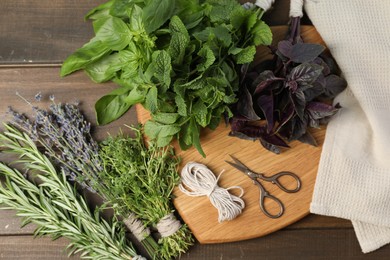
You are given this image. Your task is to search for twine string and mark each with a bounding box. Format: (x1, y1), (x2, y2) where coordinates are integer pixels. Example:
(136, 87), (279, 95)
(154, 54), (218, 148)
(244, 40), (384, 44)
(179, 162), (245, 223)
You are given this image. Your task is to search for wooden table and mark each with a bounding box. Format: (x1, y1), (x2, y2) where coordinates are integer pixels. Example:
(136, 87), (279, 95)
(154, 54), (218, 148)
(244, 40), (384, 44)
(0, 1), (388, 259)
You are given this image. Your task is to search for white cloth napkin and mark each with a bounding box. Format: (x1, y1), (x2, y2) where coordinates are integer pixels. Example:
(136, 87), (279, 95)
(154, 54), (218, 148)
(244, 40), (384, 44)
(304, 0), (390, 253)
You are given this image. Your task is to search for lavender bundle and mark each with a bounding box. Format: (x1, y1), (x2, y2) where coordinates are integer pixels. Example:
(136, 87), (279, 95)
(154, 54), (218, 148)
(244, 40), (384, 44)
(8, 94), (159, 259)
(0, 124), (140, 259)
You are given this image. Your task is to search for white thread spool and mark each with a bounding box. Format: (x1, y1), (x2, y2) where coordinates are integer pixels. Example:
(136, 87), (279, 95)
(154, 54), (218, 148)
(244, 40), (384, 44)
(179, 162), (245, 223)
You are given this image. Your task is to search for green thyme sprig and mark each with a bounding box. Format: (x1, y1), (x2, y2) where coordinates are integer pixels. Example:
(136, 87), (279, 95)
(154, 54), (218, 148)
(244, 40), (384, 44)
(99, 126), (193, 259)
(8, 97), (160, 259)
(0, 124), (140, 259)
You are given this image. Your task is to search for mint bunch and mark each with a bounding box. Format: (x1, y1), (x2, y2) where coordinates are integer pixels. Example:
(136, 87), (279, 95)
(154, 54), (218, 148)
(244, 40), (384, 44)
(61, 0), (272, 156)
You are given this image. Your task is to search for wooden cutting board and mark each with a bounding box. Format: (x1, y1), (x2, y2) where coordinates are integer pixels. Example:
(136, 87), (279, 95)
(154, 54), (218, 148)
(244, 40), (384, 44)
(136, 26), (326, 244)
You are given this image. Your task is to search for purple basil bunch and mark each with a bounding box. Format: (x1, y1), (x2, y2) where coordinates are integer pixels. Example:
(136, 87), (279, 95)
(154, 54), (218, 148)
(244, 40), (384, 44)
(230, 17), (347, 154)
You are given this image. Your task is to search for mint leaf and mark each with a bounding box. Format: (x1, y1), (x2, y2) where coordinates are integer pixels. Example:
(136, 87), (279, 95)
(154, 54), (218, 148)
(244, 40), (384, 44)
(153, 50), (172, 90)
(152, 112), (179, 124)
(175, 95), (187, 116)
(60, 40), (110, 77)
(193, 99), (209, 127)
(190, 118), (205, 157)
(196, 45), (215, 72)
(178, 122), (192, 150)
(143, 0), (175, 33)
(251, 20), (272, 46)
(144, 86), (158, 113)
(94, 16), (132, 51)
(235, 45), (256, 64)
(214, 25), (232, 47)
(169, 16), (190, 65)
(144, 120), (180, 147)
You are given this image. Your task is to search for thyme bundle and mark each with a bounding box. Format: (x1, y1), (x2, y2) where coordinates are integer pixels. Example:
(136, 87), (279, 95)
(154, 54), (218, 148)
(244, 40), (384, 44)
(0, 125), (140, 259)
(8, 96), (159, 258)
(99, 127), (193, 259)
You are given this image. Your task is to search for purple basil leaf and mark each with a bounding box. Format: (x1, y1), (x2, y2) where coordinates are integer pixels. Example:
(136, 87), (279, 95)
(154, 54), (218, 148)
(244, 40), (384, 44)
(253, 70), (284, 95)
(278, 40), (293, 58)
(313, 57), (330, 76)
(303, 83), (324, 102)
(320, 52), (341, 75)
(323, 74), (347, 98)
(292, 90), (306, 120)
(289, 63), (324, 86)
(259, 138), (281, 154)
(257, 94), (274, 133)
(275, 103), (295, 133)
(229, 131), (257, 141)
(289, 116), (307, 141)
(298, 131), (318, 146)
(262, 132), (290, 148)
(237, 87), (261, 120)
(290, 43), (326, 63)
(306, 101), (339, 120)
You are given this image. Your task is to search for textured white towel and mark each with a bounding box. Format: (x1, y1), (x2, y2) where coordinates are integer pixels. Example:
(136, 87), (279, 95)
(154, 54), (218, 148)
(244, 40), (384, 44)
(304, 0), (390, 253)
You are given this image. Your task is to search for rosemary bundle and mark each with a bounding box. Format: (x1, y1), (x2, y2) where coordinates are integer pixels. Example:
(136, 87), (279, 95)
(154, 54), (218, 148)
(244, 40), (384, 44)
(8, 96), (158, 258)
(99, 127), (193, 259)
(0, 124), (140, 259)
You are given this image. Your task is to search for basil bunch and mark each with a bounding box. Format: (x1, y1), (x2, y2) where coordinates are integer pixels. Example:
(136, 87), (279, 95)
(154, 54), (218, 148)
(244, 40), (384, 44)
(61, 0), (272, 156)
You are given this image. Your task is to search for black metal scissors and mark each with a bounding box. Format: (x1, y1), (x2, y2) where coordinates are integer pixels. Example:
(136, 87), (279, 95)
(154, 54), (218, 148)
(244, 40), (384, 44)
(226, 155), (301, 219)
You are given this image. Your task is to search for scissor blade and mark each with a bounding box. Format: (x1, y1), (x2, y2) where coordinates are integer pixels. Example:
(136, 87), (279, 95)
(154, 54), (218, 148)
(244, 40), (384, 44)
(225, 160), (248, 174)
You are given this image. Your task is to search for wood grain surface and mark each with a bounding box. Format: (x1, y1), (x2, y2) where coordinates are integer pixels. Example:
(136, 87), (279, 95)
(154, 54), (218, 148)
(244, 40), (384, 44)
(1, 0), (389, 259)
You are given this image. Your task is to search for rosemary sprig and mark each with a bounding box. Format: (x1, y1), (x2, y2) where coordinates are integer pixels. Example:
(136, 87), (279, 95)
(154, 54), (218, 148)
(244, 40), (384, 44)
(8, 99), (159, 259)
(0, 124), (140, 259)
(99, 126), (194, 259)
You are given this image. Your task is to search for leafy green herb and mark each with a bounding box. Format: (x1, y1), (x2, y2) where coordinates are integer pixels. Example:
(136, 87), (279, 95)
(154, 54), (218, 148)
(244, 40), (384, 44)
(61, 0), (272, 157)
(230, 17), (347, 154)
(8, 98), (159, 259)
(0, 125), (139, 259)
(99, 126), (193, 259)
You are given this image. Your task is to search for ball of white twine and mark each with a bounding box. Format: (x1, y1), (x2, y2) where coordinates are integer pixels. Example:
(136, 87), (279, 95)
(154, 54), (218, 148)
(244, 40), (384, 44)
(123, 213), (150, 242)
(179, 162), (245, 223)
(290, 0), (304, 17)
(255, 0), (275, 12)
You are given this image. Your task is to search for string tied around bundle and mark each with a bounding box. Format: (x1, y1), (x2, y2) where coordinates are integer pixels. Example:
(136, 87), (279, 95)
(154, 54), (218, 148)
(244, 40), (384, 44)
(123, 213), (150, 242)
(255, 0), (275, 12)
(156, 213), (182, 238)
(179, 162), (245, 223)
(290, 0), (304, 17)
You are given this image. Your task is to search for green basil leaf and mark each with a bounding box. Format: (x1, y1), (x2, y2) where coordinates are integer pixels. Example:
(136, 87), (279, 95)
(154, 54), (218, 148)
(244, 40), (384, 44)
(94, 16), (132, 50)
(143, 0), (175, 33)
(95, 89), (132, 125)
(85, 0), (114, 20)
(60, 40), (110, 77)
(85, 52), (121, 83)
(109, 0), (135, 19)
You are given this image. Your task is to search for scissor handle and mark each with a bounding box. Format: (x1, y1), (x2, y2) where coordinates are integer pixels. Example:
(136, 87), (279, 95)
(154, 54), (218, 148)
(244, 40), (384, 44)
(259, 189), (285, 219)
(263, 171), (301, 193)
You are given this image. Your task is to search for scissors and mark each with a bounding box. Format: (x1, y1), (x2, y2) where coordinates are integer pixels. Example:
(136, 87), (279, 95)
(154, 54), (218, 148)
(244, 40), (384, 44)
(225, 155), (301, 219)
